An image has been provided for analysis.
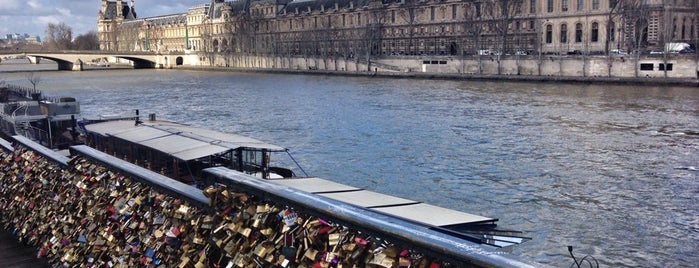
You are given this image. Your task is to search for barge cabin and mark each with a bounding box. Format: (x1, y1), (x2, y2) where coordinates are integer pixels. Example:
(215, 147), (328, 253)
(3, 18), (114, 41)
(82, 117), (299, 184)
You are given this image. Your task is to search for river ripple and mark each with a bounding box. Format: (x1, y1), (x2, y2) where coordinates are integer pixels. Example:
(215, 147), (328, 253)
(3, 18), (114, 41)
(1, 66), (698, 267)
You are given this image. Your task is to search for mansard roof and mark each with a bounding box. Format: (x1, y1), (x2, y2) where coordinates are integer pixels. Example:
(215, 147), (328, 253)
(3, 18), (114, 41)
(145, 14), (187, 25)
(102, 1), (137, 20)
(208, 1), (234, 18)
(188, 3), (210, 14)
(284, 0), (372, 13)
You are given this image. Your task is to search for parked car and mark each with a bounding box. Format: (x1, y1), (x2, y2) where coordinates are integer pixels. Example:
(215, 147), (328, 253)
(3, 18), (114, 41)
(649, 49), (664, 55)
(610, 49), (627, 55)
(478, 49), (501, 56)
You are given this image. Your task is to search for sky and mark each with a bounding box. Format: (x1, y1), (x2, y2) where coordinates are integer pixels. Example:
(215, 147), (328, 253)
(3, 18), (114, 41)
(0, 0), (206, 39)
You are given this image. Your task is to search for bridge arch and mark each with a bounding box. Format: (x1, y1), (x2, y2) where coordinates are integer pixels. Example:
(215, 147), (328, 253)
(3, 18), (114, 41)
(24, 52), (162, 71)
(112, 56), (157, 69)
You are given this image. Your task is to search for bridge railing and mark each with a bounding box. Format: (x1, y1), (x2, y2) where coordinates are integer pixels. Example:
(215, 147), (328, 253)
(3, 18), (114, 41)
(0, 136), (543, 268)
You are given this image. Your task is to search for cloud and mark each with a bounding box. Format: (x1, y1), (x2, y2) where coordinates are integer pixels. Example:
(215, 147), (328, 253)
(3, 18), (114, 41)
(56, 8), (73, 18)
(27, 0), (41, 10)
(35, 16), (62, 28)
(0, 0), (22, 13)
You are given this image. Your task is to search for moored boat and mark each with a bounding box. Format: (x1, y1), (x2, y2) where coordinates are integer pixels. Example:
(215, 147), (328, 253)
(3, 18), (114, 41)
(80, 112), (530, 249)
(0, 84), (81, 150)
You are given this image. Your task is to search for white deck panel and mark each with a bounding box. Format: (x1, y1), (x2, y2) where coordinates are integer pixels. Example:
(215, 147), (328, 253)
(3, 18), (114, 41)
(112, 127), (170, 142)
(172, 144), (231, 161)
(158, 124), (286, 151)
(372, 203), (495, 226)
(318, 190), (417, 208)
(84, 120), (136, 136)
(271, 177), (361, 193)
(139, 135), (207, 154)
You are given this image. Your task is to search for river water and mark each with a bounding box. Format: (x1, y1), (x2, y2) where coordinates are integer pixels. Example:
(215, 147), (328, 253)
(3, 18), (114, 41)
(1, 61), (698, 267)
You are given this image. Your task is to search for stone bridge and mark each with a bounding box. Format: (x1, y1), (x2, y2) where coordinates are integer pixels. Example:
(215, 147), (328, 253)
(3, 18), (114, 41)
(18, 51), (190, 71)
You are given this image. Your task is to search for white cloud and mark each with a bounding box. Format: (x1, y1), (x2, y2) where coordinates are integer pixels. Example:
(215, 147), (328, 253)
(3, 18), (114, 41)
(56, 7), (72, 17)
(0, 0), (22, 13)
(27, 0), (41, 10)
(35, 16), (61, 29)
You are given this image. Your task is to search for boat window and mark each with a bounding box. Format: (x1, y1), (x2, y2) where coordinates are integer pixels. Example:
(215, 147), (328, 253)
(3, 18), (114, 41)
(241, 149), (263, 173)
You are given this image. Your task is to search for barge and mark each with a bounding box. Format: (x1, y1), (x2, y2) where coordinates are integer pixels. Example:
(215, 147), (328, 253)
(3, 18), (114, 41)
(80, 115), (529, 248)
(0, 84), (80, 149)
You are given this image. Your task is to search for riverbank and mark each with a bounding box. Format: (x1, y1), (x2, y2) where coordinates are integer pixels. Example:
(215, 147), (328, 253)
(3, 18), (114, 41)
(178, 65), (699, 87)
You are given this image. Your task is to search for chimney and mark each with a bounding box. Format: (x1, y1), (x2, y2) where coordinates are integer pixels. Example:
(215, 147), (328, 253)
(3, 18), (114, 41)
(116, 0), (123, 17)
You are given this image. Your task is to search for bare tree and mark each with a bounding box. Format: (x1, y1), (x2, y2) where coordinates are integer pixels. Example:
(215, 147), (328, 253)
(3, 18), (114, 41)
(72, 31), (100, 50)
(25, 72), (41, 93)
(360, 5), (387, 71)
(200, 19), (216, 66)
(604, 0), (623, 77)
(44, 22), (73, 50)
(463, 2), (485, 74)
(316, 16), (336, 70)
(484, 0), (524, 74)
(230, 6), (265, 68)
(116, 21), (143, 51)
(659, 3), (675, 78)
(621, 0), (650, 77)
(109, 20), (120, 51)
(605, 0), (623, 54)
(398, 0), (421, 56)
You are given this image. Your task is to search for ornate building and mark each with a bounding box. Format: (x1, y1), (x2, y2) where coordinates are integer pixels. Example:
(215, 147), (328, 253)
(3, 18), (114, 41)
(98, 0), (698, 56)
(97, 0), (137, 51)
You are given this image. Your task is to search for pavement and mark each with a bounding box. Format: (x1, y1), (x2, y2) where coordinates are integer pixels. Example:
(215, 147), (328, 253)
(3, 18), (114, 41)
(0, 231), (50, 268)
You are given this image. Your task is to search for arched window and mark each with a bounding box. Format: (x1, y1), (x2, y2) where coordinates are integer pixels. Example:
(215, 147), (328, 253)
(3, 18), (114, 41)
(546, 24), (553, 43)
(560, 23), (568, 43)
(575, 23), (583, 43)
(221, 39), (228, 52)
(591, 22), (599, 42)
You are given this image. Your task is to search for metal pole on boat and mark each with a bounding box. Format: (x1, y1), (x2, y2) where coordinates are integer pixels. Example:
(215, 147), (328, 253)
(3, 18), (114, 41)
(47, 116), (52, 149)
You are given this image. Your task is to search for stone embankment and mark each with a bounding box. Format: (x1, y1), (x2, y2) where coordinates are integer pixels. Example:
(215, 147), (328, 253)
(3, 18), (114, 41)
(173, 53), (699, 87)
(9, 51), (694, 86)
(183, 65), (699, 87)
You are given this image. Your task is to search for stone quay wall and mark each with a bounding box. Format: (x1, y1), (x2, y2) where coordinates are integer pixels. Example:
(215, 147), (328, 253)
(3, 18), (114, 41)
(183, 53), (699, 85)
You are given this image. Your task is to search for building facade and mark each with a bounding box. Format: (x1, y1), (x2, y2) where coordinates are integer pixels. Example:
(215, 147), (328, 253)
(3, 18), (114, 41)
(98, 0), (698, 56)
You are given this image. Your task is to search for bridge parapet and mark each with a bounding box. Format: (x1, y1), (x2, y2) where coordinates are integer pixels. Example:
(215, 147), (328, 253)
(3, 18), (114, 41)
(22, 51), (185, 71)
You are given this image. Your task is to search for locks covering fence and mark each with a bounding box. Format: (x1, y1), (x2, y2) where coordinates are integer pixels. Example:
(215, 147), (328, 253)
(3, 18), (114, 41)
(0, 144), (452, 268)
